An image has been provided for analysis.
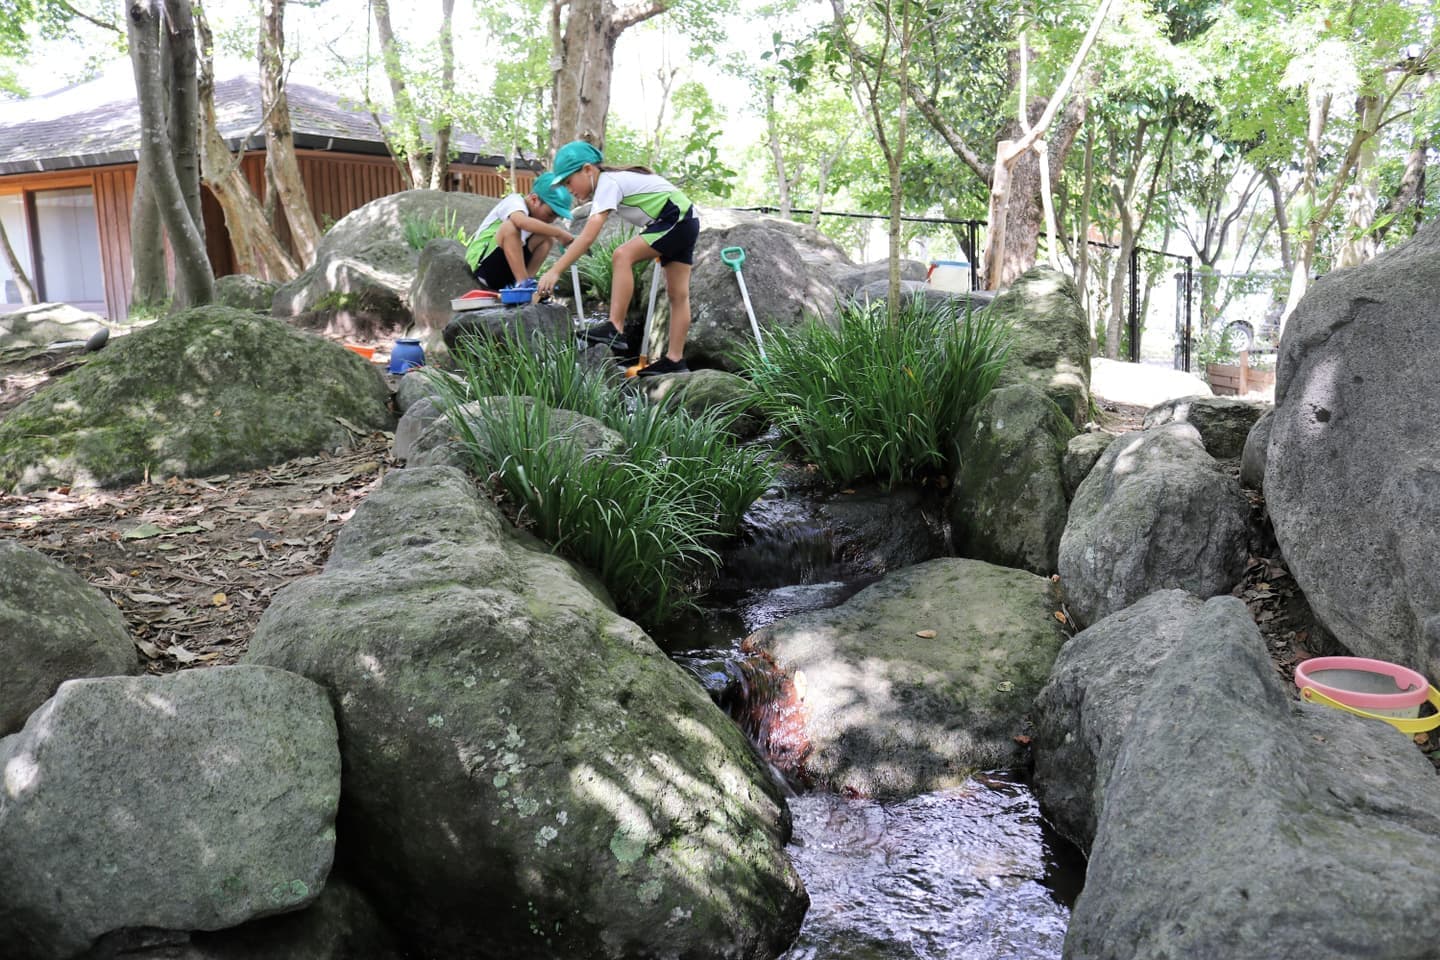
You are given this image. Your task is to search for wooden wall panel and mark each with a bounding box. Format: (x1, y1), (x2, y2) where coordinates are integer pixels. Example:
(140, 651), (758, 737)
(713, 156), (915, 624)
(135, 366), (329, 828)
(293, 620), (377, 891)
(91, 168), (133, 321)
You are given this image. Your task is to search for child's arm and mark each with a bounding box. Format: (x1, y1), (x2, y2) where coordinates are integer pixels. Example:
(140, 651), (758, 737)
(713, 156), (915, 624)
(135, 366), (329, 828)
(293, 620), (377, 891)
(507, 211), (574, 246)
(535, 209), (610, 298)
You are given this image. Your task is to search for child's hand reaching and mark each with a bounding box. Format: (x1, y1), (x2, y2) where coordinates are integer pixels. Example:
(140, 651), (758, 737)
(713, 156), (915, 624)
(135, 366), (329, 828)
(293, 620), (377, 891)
(536, 270), (561, 299)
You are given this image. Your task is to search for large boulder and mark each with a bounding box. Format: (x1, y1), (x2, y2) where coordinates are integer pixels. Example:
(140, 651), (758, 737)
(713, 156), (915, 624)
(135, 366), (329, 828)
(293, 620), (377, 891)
(1240, 407), (1273, 491)
(0, 306), (393, 492)
(950, 383), (1076, 575)
(744, 557), (1068, 797)
(1061, 431), (1115, 499)
(409, 237), (477, 344)
(1058, 422), (1249, 627)
(272, 190), (499, 336)
(986, 266), (1092, 427)
(0, 302), (114, 354)
(93, 879), (402, 960)
(1141, 395), (1269, 460)
(1265, 220), (1440, 676)
(1064, 596), (1440, 960)
(215, 274), (280, 313)
(685, 209), (854, 371)
(0, 666), (340, 960)
(246, 465), (807, 960)
(0, 541), (138, 736)
(439, 302), (575, 365)
(1031, 589), (1204, 848)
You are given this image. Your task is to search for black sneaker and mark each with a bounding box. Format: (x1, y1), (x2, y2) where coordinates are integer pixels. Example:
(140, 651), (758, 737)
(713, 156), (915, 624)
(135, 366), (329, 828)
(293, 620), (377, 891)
(580, 321), (626, 349)
(636, 356), (690, 377)
(612, 321), (646, 361)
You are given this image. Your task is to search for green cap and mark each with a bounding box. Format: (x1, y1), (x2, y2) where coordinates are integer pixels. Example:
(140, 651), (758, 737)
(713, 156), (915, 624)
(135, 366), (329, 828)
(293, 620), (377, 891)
(531, 172), (573, 219)
(550, 140), (604, 183)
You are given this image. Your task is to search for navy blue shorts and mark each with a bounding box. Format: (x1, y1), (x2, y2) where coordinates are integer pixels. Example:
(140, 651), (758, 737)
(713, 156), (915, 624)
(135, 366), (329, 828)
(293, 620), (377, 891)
(473, 236), (540, 290)
(640, 201), (699, 266)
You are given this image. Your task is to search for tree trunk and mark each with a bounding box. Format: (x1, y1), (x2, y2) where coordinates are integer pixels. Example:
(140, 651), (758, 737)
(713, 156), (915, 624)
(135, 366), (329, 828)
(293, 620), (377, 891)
(765, 85), (792, 218)
(373, 0), (430, 188)
(167, 0), (203, 244)
(129, 153), (169, 310)
(428, 0), (456, 190)
(1263, 170), (1292, 273)
(1075, 116), (1095, 339)
(1332, 93), (1382, 270)
(549, 0), (669, 148)
(1373, 133), (1428, 243)
(0, 218), (37, 305)
(128, 0), (214, 309)
(260, 0), (321, 266)
(196, 6), (299, 281)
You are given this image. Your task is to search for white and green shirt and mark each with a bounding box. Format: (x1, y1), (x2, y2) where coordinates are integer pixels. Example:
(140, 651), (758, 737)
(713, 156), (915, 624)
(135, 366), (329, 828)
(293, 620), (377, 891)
(465, 194), (530, 270)
(591, 171), (693, 229)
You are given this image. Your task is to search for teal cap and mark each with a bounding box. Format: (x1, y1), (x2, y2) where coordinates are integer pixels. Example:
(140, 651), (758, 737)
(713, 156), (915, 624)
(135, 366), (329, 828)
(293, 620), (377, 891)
(531, 172), (573, 219)
(550, 140), (604, 183)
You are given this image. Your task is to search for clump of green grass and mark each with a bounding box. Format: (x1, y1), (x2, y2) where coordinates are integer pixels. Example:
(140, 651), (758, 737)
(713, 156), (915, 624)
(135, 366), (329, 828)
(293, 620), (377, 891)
(425, 324), (773, 624)
(401, 209), (469, 251)
(739, 295), (1011, 489)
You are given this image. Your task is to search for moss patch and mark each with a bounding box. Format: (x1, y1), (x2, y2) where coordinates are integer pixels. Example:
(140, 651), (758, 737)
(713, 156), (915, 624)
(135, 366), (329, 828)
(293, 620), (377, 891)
(0, 306), (393, 492)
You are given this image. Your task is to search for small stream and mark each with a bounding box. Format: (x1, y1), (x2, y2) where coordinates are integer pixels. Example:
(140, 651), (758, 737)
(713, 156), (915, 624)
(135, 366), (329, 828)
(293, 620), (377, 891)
(656, 495), (1082, 959)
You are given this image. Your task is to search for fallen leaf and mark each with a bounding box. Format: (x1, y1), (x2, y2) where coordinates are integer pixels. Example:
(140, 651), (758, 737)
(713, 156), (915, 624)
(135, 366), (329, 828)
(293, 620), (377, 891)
(125, 592), (170, 604)
(996, 680), (1014, 692)
(134, 639), (162, 659)
(122, 522), (168, 540)
(1054, 611), (1067, 624)
(211, 592), (228, 606)
(915, 629), (937, 639)
(166, 644), (199, 664)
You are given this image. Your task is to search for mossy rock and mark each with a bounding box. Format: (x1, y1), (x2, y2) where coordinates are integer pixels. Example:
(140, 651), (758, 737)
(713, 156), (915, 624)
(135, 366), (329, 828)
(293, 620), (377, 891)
(988, 266), (1092, 427)
(0, 305), (393, 492)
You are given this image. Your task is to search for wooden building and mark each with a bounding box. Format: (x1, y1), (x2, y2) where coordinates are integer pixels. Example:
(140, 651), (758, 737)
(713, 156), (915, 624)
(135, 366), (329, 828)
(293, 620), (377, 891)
(0, 70), (540, 320)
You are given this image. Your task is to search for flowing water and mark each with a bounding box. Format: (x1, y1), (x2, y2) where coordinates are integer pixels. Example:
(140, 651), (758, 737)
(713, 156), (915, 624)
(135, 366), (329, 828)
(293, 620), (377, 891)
(657, 495), (1082, 959)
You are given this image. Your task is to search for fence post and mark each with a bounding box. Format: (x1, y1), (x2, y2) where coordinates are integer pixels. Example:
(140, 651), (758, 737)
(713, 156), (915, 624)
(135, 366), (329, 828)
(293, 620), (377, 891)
(1128, 246), (1140, 362)
(1183, 256), (1194, 372)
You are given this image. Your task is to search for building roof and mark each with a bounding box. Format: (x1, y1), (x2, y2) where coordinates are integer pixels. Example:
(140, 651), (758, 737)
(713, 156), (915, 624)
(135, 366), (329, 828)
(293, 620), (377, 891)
(0, 65), (539, 176)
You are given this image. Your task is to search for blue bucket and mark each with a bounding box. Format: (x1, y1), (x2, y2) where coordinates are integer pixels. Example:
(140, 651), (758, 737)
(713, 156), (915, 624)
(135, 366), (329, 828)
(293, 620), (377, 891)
(388, 338), (425, 375)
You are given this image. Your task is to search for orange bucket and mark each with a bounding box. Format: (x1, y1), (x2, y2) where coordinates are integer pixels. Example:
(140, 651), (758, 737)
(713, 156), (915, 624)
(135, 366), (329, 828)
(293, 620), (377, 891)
(345, 344), (376, 360)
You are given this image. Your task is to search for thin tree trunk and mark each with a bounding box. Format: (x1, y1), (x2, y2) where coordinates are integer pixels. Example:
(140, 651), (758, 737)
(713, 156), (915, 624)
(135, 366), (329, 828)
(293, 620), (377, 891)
(260, 0), (321, 265)
(1076, 116), (1095, 337)
(196, 6), (298, 281)
(167, 0), (203, 244)
(373, 0), (430, 188)
(980, 0), (1110, 289)
(1333, 93), (1382, 269)
(0, 219), (37, 305)
(765, 84), (792, 218)
(429, 0), (456, 189)
(128, 0), (214, 309)
(1263, 170), (1293, 273)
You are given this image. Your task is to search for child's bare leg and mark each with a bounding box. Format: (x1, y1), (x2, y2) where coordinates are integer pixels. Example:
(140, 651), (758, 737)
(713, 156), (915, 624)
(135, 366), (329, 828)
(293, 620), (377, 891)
(525, 239), (554, 278)
(662, 261), (692, 362)
(609, 236), (656, 333)
(495, 221), (528, 283)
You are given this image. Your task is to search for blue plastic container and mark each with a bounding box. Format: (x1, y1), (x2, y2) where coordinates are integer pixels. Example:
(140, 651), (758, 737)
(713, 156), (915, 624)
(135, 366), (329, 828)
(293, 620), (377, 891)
(388, 338), (425, 375)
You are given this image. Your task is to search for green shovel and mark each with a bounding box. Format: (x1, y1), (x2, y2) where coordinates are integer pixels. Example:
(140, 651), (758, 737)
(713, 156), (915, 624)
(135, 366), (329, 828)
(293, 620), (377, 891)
(720, 246), (767, 361)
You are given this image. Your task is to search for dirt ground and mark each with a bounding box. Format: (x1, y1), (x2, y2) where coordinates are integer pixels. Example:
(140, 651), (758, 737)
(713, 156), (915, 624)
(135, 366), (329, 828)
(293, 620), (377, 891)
(0, 338), (399, 672)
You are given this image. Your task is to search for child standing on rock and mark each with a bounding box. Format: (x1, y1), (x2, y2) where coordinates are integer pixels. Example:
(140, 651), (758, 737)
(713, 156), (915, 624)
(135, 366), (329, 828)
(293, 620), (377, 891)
(466, 172), (575, 291)
(534, 140), (698, 377)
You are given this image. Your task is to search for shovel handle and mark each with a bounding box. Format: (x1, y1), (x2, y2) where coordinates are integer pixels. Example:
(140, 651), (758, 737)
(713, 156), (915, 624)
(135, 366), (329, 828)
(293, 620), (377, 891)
(720, 246), (746, 272)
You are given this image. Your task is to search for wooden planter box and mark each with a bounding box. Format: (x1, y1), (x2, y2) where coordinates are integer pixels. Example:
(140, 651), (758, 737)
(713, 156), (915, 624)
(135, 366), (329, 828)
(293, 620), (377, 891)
(1207, 351), (1275, 396)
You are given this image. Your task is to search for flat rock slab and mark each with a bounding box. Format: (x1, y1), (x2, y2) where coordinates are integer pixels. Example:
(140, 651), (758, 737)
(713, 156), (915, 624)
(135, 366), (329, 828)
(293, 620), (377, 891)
(747, 557), (1067, 797)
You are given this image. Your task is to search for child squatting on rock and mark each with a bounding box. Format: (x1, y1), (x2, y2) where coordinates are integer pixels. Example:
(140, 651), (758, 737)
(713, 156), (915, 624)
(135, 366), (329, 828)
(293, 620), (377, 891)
(534, 140), (699, 377)
(466, 172), (575, 291)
